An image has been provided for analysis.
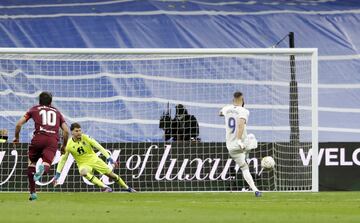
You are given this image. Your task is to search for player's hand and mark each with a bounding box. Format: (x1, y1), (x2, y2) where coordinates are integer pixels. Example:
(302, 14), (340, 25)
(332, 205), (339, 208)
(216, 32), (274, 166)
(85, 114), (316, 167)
(237, 139), (245, 150)
(12, 138), (19, 148)
(54, 172), (60, 180)
(52, 172), (61, 187)
(60, 145), (66, 154)
(12, 137), (19, 144)
(107, 157), (119, 168)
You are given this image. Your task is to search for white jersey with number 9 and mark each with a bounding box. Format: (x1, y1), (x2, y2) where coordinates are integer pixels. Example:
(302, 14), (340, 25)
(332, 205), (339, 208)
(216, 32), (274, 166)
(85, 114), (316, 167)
(220, 105), (249, 151)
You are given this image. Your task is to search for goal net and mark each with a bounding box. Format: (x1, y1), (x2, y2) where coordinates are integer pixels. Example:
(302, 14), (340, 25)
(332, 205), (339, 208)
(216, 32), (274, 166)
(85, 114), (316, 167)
(0, 48), (318, 192)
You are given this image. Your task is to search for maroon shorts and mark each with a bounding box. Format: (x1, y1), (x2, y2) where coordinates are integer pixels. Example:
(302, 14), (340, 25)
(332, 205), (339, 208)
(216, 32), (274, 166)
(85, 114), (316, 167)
(28, 134), (58, 164)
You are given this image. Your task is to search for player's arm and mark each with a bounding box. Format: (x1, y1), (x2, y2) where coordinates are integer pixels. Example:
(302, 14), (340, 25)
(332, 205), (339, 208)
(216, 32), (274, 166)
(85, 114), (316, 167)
(219, 107), (224, 117)
(53, 150), (70, 186)
(236, 118), (246, 149)
(56, 151), (70, 174)
(86, 135), (117, 165)
(60, 122), (69, 154)
(13, 116), (27, 143)
(236, 118), (246, 140)
(86, 136), (111, 159)
(83, 134), (110, 159)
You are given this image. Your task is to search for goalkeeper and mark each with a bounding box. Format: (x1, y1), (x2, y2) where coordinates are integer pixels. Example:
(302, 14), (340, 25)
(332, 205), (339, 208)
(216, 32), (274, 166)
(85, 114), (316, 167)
(54, 122), (136, 192)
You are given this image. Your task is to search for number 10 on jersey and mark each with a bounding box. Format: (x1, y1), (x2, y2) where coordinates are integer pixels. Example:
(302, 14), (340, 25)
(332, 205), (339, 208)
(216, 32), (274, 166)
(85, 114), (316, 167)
(39, 110), (57, 126)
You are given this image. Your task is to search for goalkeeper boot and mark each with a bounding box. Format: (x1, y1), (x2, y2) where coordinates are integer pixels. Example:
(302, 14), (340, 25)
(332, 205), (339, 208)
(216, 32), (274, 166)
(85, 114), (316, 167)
(29, 193), (38, 201)
(255, 191), (262, 197)
(33, 164), (44, 182)
(126, 187), (137, 193)
(102, 187), (113, 193)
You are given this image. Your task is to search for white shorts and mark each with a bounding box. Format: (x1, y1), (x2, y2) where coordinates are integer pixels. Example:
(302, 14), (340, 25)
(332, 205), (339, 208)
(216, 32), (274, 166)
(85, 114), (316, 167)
(228, 149), (249, 168)
(228, 147), (245, 159)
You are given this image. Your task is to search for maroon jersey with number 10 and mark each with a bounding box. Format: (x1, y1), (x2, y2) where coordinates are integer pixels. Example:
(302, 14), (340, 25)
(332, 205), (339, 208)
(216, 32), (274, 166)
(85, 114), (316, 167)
(24, 105), (65, 141)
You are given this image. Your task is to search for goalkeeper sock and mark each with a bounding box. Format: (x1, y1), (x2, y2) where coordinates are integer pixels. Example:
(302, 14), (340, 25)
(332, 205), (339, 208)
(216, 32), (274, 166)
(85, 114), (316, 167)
(241, 166), (259, 192)
(85, 173), (106, 188)
(114, 175), (128, 189)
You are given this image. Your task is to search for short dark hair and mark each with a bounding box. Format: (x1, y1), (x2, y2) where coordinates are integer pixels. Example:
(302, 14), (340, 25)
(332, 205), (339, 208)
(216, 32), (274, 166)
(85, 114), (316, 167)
(39, 92), (52, 106)
(70, 123), (81, 131)
(233, 91), (245, 107)
(233, 91), (243, 98)
(175, 104), (188, 115)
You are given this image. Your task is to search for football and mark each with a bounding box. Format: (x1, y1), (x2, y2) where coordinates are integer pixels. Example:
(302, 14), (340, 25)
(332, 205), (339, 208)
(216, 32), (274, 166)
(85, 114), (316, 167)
(261, 156), (276, 169)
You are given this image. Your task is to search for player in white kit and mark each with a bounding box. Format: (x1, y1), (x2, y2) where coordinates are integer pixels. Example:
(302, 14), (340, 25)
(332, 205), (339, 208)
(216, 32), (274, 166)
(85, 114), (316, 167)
(219, 91), (261, 197)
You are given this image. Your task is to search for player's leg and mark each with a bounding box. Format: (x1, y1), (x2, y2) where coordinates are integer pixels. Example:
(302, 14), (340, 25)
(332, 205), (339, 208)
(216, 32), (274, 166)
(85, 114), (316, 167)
(27, 143), (42, 201)
(105, 172), (136, 192)
(230, 151), (261, 196)
(106, 172), (127, 188)
(79, 165), (110, 191)
(40, 148), (57, 175)
(34, 137), (58, 181)
(94, 159), (136, 192)
(27, 161), (38, 201)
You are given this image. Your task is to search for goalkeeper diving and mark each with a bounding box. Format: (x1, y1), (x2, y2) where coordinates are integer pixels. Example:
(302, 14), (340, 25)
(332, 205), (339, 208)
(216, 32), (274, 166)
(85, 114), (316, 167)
(54, 122), (136, 192)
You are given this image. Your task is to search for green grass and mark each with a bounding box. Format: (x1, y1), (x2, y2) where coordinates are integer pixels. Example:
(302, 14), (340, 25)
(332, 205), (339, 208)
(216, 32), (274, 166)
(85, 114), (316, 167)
(0, 192), (359, 223)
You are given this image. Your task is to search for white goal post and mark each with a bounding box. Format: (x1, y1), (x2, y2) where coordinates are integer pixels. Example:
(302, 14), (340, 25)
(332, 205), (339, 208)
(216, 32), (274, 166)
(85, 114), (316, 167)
(0, 48), (318, 192)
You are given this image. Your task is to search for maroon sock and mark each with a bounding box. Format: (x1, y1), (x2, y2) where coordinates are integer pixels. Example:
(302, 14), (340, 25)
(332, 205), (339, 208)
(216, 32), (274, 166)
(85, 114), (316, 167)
(27, 166), (36, 194)
(43, 165), (50, 175)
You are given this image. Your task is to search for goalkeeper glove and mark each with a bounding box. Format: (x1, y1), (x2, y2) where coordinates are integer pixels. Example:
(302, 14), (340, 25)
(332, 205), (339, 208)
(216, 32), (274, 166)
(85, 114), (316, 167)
(107, 157), (119, 168)
(54, 172), (60, 180)
(107, 157), (114, 164)
(53, 172), (61, 187)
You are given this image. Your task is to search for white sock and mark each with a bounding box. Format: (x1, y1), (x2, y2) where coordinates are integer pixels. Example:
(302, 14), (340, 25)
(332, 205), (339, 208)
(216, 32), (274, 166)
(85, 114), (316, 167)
(241, 167), (259, 192)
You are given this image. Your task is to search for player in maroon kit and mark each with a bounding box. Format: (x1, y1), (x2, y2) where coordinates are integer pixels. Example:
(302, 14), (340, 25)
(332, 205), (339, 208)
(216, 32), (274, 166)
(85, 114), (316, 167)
(13, 92), (69, 201)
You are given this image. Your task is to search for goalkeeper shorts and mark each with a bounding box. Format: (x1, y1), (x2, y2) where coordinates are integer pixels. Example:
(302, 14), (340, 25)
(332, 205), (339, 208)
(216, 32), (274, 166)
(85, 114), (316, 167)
(78, 158), (112, 175)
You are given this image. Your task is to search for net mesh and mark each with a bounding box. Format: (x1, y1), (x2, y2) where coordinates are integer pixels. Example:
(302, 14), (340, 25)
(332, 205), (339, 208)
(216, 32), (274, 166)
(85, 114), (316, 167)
(0, 51), (315, 192)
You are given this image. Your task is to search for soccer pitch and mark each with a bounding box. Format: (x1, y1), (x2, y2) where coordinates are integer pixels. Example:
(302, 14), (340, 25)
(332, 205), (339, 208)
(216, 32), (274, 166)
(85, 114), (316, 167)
(0, 192), (359, 223)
